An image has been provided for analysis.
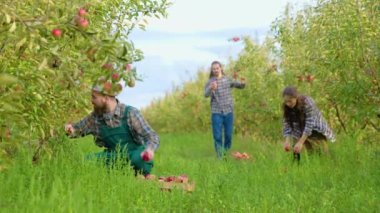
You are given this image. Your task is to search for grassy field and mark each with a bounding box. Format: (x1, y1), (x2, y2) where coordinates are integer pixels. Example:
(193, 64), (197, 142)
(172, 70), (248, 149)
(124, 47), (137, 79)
(0, 133), (379, 212)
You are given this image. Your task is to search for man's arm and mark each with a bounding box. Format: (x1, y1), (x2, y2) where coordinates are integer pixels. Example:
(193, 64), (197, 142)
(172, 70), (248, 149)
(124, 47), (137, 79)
(128, 108), (160, 151)
(65, 114), (95, 138)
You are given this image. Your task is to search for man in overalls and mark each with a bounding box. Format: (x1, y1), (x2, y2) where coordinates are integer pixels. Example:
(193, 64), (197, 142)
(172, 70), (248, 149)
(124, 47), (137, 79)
(64, 78), (159, 177)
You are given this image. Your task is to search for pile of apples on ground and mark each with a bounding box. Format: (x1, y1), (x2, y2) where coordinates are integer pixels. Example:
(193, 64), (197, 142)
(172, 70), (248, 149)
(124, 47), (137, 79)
(141, 174), (195, 192)
(231, 151), (250, 160)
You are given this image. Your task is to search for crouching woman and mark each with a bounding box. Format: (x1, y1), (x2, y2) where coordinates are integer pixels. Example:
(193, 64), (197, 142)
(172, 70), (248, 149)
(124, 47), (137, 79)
(282, 86), (335, 161)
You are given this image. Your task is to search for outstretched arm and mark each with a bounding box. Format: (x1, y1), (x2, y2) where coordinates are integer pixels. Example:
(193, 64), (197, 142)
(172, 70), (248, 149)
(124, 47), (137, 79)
(65, 114), (95, 138)
(230, 77), (246, 89)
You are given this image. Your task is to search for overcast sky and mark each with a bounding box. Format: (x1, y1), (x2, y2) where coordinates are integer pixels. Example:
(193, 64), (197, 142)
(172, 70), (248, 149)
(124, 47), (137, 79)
(118, 0), (311, 109)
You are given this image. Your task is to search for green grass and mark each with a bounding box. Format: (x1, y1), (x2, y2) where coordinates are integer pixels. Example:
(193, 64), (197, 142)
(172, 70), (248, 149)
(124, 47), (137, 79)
(0, 133), (379, 212)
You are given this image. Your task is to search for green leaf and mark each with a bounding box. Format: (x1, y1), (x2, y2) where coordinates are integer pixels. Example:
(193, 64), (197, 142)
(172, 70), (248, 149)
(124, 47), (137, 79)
(15, 37), (27, 52)
(38, 58), (48, 71)
(5, 14), (11, 24)
(0, 73), (18, 85)
(9, 22), (16, 32)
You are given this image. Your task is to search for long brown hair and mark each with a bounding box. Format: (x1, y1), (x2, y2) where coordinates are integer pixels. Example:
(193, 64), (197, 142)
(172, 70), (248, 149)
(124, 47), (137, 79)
(209, 61), (225, 79)
(282, 86), (307, 131)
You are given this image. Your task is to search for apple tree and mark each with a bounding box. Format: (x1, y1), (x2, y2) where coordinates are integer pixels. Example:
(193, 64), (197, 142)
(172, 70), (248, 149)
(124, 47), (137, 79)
(0, 0), (170, 168)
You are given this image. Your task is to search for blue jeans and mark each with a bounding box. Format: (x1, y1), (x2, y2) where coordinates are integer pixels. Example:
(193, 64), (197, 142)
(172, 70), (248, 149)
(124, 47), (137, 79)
(211, 112), (233, 159)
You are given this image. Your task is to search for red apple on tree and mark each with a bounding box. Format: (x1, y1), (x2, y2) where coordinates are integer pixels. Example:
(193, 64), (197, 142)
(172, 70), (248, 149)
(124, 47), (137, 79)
(111, 73), (120, 81)
(231, 36), (240, 42)
(76, 17), (89, 29)
(102, 63), (113, 71)
(78, 8), (87, 17)
(125, 64), (132, 71)
(51, 28), (62, 38)
(103, 82), (112, 92)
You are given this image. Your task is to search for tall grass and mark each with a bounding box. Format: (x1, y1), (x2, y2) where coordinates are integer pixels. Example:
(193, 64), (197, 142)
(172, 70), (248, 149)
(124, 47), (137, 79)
(0, 133), (378, 212)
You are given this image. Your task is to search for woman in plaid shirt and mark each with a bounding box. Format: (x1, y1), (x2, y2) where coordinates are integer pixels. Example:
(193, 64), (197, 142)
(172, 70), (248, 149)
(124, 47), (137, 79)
(282, 86), (335, 161)
(204, 61), (246, 159)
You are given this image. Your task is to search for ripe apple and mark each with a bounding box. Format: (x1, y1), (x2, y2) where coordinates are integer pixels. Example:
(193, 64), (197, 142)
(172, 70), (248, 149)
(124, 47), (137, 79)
(231, 36), (240, 42)
(78, 8), (87, 17)
(76, 17), (89, 29)
(241, 152), (250, 159)
(165, 176), (175, 182)
(51, 28), (62, 38)
(177, 174), (188, 183)
(103, 82), (112, 91)
(141, 150), (152, 161)
(102, 63), (113, 71)
(111, 73), (120, 81)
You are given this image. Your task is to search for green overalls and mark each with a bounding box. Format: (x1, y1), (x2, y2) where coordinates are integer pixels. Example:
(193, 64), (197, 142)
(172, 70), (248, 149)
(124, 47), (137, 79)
(93, 106), (153, 175)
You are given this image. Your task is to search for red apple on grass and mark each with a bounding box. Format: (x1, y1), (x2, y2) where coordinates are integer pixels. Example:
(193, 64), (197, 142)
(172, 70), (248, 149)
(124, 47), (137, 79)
(165, 176), (175, 182)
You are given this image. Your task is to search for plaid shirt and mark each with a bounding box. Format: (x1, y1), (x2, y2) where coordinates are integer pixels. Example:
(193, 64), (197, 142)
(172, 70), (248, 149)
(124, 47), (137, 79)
(204, 76), (245, 114)
(283, 96), (335, 142)
(72, 101), (160, 150)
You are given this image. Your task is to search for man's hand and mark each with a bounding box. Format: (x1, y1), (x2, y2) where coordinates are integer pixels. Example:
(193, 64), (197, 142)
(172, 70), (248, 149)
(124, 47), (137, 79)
(141, 148), (154, 162)
(64, 123), (75, 135)
(284, 141), (291, 152)
(210, 81), (218, 91)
